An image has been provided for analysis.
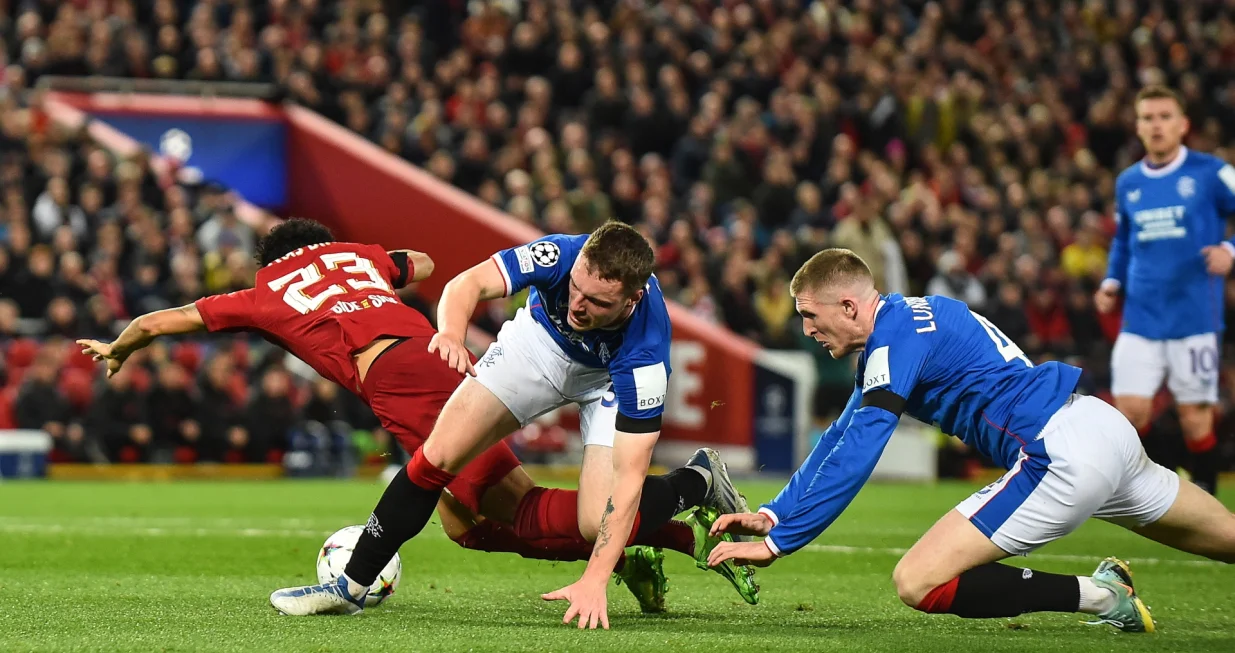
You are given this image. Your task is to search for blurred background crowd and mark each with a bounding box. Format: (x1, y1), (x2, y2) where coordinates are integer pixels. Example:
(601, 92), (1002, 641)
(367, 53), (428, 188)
(3, 0), (1235, 469)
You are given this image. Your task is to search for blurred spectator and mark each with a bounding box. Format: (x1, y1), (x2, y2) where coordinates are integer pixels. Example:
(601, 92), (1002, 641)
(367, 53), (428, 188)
(927, 251), (987, 308)
(197, 205), (255, 257)
(147, 363), (202, 464)
(987, 282), (1032, 349)
(196, 353), (249, 463)
(15, 352), (83, 459)
(246, 367), (298, 463)
(0, 298), (21, 339)
(1025, 287), (1073, 357)
(89, 364), (152, 463)
(12, 245), (55, 318)
(1060, 220), (1110, 281)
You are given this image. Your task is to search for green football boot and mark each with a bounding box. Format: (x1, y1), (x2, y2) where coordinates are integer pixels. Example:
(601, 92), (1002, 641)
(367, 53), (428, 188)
(1087, 557), (1155, 633)
(684, 507), (760, 605)
(613, 545), (668, 614)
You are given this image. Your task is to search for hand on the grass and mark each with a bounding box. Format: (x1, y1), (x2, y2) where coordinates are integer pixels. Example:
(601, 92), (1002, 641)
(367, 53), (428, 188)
(709, 512), (773, 537)
(708, 540), (777, 568)
(542, 578), (609, 630)
(76, 339), (126, 378)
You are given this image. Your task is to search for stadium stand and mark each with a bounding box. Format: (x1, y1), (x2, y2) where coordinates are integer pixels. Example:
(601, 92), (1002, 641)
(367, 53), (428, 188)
(2, 0), (1234, 471)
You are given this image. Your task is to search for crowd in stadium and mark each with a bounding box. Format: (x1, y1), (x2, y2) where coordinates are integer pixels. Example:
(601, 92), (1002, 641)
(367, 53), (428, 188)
(3, 0), (1235, 465)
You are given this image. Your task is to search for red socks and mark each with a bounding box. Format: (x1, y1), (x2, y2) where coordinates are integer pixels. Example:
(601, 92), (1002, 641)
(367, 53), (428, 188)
(407, 448), (456, 491)
(1186, 432), (1217, 454)
(917, 577), (958, 613)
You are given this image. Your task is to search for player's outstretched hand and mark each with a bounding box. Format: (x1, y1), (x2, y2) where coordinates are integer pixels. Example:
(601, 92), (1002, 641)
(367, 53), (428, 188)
(1093, 286), (1119, 314)
(1202, 245), (1235, 277)
(542, 579), (609, 630)
(709, 511), (773, 537)
(427, 332), (476, 377)
(708, 540), (777, 568)
(76, 339), (125, 378)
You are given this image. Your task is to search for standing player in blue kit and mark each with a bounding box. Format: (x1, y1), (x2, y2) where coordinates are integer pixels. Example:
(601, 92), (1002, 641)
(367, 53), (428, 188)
(272, 221), (758, 626)
(1095, 85), (1235, 495)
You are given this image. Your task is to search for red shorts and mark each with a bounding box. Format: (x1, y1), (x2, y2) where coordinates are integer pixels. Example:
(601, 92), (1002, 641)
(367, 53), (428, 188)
(359, 337), (521, 514)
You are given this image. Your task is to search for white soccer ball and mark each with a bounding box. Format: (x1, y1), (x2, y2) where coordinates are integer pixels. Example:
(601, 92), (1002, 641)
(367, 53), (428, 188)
(315, 525), (402, 607)
(158, 128), (193, 163)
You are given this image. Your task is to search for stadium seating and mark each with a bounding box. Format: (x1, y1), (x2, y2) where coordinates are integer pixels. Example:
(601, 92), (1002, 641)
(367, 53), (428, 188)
(2, 1), (1234, 469)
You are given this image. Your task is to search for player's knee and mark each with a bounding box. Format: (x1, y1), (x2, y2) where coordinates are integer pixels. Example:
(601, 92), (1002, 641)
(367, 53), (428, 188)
(1123, 408), (1152, 432)
(1114, 397), (1153, 431)
(891, 560), (931, 608)
(1176, 407), (1213, 440)
(574, 509), (599, 542)
(1210, 516), (1235, 563)
(452, 522), (493, 551)
(407, 447), (457, 490)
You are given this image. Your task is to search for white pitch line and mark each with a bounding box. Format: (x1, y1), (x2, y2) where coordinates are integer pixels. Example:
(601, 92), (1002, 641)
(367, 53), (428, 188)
(1, 520), (1226, 568)
(802, 543), (1225, 567)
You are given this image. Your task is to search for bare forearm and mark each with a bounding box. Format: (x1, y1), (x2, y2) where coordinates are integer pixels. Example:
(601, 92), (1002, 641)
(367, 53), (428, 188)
(114, 305), (205, 357)
(582, 473), (643, 582)
(110, 316), (159, 359)
(437, 277), (483, 340)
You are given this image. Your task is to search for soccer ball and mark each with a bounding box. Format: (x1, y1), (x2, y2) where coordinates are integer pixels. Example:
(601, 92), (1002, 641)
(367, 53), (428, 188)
(315, 525), (402, 607)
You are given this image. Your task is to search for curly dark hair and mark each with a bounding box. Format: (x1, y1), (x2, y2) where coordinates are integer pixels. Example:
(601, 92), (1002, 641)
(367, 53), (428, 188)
(255, 218), (335, 266)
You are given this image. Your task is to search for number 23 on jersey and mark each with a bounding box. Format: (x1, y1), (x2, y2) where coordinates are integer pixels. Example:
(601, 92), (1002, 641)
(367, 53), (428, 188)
(267, 252), (393, 314)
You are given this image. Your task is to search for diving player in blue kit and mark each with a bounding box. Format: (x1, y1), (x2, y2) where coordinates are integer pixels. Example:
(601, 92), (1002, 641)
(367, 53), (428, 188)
(709, 248), (1235, 633)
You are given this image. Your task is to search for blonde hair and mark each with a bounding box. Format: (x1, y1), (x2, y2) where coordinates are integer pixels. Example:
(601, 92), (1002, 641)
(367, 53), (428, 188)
(1135, 85), (1186, 113)
(790, 248), (874, 297)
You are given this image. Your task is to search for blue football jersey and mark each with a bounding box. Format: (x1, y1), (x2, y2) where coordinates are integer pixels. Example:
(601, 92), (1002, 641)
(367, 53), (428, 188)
(760, 295), (1082, 555)
(490, 233), (673, 424)
(1106, 147), (1235, 339)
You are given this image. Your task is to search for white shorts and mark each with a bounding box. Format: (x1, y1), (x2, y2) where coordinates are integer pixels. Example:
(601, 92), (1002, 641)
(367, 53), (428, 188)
(956, 394), (1180, 555)
(474, 308), (616, 448)
(1111, 331), (1220, 404)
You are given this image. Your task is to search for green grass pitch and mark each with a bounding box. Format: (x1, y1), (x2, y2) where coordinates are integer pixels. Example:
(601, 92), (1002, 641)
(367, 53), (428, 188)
(1, 478), (1232, 652)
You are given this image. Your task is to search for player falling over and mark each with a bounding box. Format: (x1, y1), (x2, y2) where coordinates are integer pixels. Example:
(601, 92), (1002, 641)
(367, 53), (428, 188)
(77, 218), (758, 616)
(267, 220), (758, 628)
(1095, 85), (1235, 496)
(708, 249), (1235, 633)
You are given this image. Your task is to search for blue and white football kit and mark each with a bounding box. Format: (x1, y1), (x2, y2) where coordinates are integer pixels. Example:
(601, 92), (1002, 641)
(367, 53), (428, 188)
(1105, 147), (1235, 404)
(758, 295), (1179, 556)
(478, 234), (673, 446)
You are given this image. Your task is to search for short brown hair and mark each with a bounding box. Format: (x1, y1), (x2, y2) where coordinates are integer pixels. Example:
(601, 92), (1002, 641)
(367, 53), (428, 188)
(1135, 85), (1186, 113)
(580, 220), (656, 295)
(790, 248), (873, 297)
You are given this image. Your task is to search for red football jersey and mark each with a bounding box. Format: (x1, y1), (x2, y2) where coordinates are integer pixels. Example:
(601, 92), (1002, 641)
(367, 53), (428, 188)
(194, 242), (437, 393)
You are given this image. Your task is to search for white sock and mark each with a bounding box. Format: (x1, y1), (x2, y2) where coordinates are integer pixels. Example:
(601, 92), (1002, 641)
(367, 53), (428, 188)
(1077, 576), (1117, 614)
(340, 574), (369, 600)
